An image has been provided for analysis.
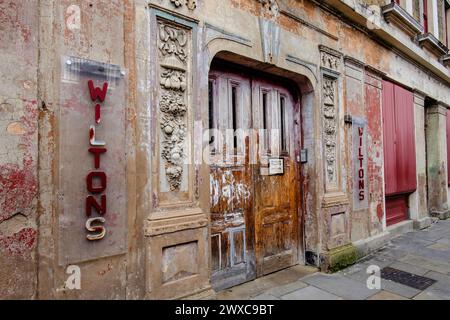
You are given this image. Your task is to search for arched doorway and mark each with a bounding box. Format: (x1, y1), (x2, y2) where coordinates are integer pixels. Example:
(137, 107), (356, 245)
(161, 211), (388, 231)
(207, 58), (305, 290)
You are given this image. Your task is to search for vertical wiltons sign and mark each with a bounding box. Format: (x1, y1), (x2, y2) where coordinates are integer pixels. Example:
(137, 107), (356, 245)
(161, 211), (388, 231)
(352, 117), (368, 210)
(85, 80), (108, 241)
(59, 57), (127, 264)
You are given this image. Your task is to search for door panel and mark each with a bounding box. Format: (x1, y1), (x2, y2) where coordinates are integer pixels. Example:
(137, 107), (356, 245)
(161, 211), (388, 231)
(253, 80), (299, 276)
(253, 82), (299, 276)
(209, 71), (255, 290)
(209, 68), (300, 289)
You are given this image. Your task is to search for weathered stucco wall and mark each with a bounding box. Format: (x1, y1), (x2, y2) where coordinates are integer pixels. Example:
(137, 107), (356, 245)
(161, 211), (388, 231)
(0, 0), (39, 299)
(0, 0), (449, 299)
(36, 0), (140, 299)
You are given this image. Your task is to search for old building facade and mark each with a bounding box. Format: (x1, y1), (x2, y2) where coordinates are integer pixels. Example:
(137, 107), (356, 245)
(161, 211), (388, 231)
(0, 0), (449, 299)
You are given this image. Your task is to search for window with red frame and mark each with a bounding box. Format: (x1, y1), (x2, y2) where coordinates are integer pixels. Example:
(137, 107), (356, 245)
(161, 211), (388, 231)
(423, 0), (429, 33)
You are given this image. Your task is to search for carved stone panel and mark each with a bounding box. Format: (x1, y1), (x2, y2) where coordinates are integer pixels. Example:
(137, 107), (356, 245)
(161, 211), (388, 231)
(157, 22), (190, 192)
(319, 46), (342, 194)
(319, 45), (341, 72)
(322, 77), (338, 188)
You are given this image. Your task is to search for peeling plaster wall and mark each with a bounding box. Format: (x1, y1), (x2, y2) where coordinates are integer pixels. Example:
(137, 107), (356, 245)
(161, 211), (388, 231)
(0, 0), (39, 299)
(0, 0), (449, 299)
(36, 0), (139, 299)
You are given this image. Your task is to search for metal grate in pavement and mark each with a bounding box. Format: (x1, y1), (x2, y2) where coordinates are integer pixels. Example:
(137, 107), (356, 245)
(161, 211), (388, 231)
(381, 267), (436, 290)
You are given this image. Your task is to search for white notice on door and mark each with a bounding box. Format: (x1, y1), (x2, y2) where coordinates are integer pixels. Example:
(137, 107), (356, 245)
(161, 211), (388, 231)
(269, 158), (284, 175)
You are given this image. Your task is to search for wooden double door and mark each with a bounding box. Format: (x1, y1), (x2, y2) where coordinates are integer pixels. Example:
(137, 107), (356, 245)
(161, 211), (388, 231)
(208, 66), (302, 290)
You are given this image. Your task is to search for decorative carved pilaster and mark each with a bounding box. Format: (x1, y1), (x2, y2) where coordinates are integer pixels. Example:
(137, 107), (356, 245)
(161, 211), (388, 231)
(322, 78), (338, 185)
(158, 22), (190, 191)
(319, 45), (342, 192)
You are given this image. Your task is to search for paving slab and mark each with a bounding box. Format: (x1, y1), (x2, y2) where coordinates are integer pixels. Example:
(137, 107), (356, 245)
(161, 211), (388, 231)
(372, 248), (408, 261)
(263, 265), (317, 286)
(423, 271), (450, 282)
(399, 254), (450, 275)
(414, 283), (450, 299)
(354, 254), (395, 270)
(426, 242), (450, 251)
(280, 285), (342, 300)
(342, 267), (421, 298)
(388, 261), (430, 276)
(215, 278), (275, 300)
(413, 291), (444, 300)
(380, 279), (422, 299)
(407, 246), (450, 263)
(367, 290), (409, 300)
(436, 237), (450, 245)
(302, 273), (378, 300)
(341, 265), (374, 283)
(391, 235), (434, 248)
(251, 293), (280, 300)
(341, 262), (369, 275)
(419, 271), (450, 299)
(267, 280), (309, 297)
(409, 228), (450, 242)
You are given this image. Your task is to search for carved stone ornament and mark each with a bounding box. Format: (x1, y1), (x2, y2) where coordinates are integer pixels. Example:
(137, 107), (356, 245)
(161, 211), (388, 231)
(160, 91), (187, 191)
(319, 45), (342, 72)
(257, 0), (279, 18)
(322, 78), (337, 184)
(159, 24), (188, 63)
(170, 0), (197, 10)
(158, 21), (190, 191)
(321, 51), (340, 71)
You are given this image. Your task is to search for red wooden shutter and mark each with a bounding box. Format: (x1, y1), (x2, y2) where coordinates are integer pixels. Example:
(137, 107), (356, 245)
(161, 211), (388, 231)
(394, 85), (416, 193)
(382, 81), (398, 195)
(382, 80), (417, 196)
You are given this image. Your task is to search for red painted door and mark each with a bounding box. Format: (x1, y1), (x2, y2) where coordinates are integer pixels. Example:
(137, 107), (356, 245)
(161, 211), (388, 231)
(382, 81), (416, 226)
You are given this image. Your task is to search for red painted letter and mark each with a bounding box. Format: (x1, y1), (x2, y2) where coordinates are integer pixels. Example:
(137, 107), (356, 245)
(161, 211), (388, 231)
(86, 195), (107, 216)
(89, 147), (107, 169)
(87, 171), (107, 193)
(88, 80), (108, 102)
(95, 104), (101, 124)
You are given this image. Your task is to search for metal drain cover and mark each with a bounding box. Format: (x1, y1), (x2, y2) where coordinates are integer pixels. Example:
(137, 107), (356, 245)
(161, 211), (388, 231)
(381, 267), (436, 290)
